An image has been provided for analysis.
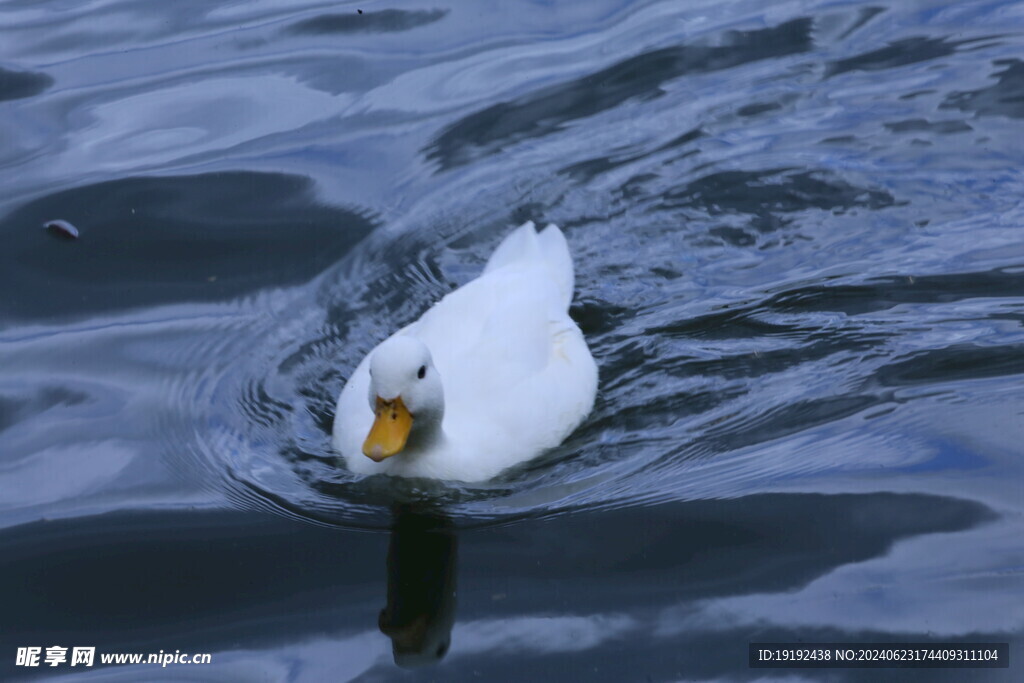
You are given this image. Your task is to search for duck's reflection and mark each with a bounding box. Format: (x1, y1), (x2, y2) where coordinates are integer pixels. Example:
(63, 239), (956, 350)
(379, 505), (457, 668)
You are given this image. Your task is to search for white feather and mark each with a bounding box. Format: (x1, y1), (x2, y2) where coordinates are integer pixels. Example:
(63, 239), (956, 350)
(332, 222), (598, 482)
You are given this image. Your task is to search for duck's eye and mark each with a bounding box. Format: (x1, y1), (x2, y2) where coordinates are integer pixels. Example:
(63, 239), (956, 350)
(417, 365), (426, 379)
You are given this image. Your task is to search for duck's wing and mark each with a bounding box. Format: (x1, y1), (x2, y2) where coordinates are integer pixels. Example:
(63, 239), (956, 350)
(409, 222), (578, 407)
(412, 266), (554, 391)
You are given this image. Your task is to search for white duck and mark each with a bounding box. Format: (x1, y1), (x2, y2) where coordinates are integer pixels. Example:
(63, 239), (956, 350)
(332, 221), (597, 482)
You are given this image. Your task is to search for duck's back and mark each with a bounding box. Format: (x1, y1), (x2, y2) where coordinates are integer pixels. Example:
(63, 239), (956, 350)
(412, 222), (576, 393)
(335, 222), (596, 482)
(408, 222), (596, 471)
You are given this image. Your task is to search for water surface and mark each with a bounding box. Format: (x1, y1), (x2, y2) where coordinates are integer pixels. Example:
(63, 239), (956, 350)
(1, 0), (1023, 680)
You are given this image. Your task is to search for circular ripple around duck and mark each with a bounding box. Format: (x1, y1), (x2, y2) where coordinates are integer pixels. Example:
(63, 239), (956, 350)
(159, 214), (782, 528)
(164, 235), (724, 530)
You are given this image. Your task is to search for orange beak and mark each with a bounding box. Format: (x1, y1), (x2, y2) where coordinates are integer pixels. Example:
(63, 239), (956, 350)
(362, 396), (413, 462)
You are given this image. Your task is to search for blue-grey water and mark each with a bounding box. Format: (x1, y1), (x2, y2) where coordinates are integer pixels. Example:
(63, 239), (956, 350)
(1, 0), (1023, 680)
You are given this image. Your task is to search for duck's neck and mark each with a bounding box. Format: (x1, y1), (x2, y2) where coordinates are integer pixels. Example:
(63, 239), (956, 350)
(404, 410), (447, 456)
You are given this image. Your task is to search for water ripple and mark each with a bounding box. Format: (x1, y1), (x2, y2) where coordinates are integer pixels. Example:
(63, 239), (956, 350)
(2, 0), (1024, 534)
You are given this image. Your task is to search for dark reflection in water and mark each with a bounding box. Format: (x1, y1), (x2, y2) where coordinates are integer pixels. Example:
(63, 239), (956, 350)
(876, 343), (1024, 387)
(380, 506), (457, 668)
(0, 172), (374, 321)
(769, 267), (1024, 315)
(0, 66), (53, 102)
(0, 492), (993, 677)
(287, 9), (449, 36)
(825, 35), (969, 77)
(427, 18), (813, 169)
(560, 128), (704, 183)
(884, 118), (973, 134)
(736, 101), (782, 117)
(660, 168), (897, 233)
(943, 58), (1024, 119)
(0, 386), (87, 434)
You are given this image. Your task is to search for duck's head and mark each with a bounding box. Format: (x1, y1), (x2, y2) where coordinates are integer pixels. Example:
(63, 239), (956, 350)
(363, 336), (444, 462)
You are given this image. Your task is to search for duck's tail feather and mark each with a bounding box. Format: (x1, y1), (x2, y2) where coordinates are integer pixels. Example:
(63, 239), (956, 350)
(484, 220), (539, 273)
(484, 221), (575, 311)
(536, 223), (574, 311)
